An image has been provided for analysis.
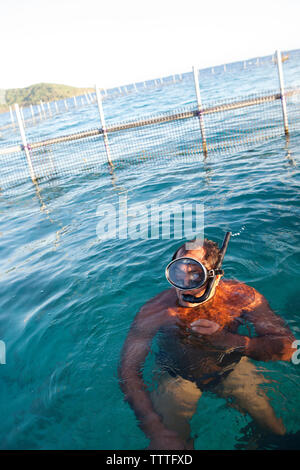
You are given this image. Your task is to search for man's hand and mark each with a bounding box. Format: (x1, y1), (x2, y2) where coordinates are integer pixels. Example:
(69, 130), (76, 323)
(147, 428), (189, 450)
(191, 319), (220, 335)
(190, 319), (245, 351)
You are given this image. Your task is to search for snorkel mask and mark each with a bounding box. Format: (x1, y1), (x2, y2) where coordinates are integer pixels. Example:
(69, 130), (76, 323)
(165, 232), (231, 304)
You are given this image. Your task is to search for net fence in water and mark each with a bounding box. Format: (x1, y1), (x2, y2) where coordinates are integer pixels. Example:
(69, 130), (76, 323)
(0, 49), (295, 132)
(0, 50), (299, 190)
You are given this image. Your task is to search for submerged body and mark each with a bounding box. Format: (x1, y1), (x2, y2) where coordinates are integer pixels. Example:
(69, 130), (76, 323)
(157, 279), (262, 387)
(119, 242), (295, 450)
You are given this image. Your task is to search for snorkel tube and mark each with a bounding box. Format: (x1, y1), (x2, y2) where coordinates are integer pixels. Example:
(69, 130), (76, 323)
(181, 231), (231, 304)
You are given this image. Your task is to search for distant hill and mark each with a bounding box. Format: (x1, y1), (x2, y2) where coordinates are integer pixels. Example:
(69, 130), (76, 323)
(0, 83), (95, 114)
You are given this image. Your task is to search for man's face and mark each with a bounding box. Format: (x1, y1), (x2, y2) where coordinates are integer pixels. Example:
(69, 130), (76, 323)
(175, 246), (211, 307)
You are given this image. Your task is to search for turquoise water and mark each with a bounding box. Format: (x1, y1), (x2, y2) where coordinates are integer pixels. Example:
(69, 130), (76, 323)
(0, 58), (300, 450)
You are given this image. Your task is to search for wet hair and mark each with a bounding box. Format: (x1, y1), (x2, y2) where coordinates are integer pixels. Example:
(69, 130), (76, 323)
(172, 238), (221, 268)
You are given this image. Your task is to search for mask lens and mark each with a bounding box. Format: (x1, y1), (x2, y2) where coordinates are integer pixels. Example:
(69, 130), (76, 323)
(166, 258), (207, 290)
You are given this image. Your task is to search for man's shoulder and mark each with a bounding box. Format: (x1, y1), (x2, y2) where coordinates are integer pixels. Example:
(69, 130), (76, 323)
(133, 289), (176, 332)
(137, 288), (176, 317)
(220, 278), (265, 311)
(221, 277), (262, 293)
(145, 288), (176, 304)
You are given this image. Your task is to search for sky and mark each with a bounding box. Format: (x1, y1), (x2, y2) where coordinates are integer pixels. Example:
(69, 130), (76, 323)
(1, 0), (300, 90)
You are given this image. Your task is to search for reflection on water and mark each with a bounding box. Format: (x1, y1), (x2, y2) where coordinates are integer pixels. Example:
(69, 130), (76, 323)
(0, 109), (299, 450)
(1, 137), (299, 449)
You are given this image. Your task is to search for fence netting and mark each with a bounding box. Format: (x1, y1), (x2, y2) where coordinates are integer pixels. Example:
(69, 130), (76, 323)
(0, 50), (299, 190)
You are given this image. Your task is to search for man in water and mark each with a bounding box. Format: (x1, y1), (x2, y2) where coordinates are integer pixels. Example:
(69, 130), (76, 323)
(119, 235), (295, 449)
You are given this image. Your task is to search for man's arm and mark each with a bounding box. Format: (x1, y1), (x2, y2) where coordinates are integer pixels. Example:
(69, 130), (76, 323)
(241, 294), (296, 362)
(118, 297), (186, 449)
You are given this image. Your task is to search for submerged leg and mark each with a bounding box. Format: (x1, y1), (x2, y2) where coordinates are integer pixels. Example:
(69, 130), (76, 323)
(217, 357), (285, 436)
(150, 371), (202, 446)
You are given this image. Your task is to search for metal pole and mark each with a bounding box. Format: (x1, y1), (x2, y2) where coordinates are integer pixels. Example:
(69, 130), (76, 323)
(192, 66), (208, 157)
(20, 107), (25, 125)
(38, 104), (43, 121)
(30, 104), (34, 120)
(9, 106), (15, 126)
(55, 101), (59, 113)
(30, 104), (35, 124)
(276, 49), (289, 135)
(74, 96), (77, 107)
(95, 84), (113, 166)
(40, 100), (46, 119)
(64, 99), (68, 111)
(47, 102), (52, 117)
(14, 103), (36, 183)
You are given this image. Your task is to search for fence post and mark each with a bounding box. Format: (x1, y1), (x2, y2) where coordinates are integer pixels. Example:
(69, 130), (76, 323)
(15, 103), (36, 183)
(192, 66), (208, 157)
(20, 107), (25, 125)
(276, 49), (289, 136)
(9, 106), (15, 127)
(95, 84), (113, 167)
(40, 100), (46, 119)
(37, 104), (43, 121)
(30, 104), (35, 122)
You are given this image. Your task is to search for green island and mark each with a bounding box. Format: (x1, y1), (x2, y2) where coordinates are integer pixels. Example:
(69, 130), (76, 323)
(0, 83), (95, 114)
